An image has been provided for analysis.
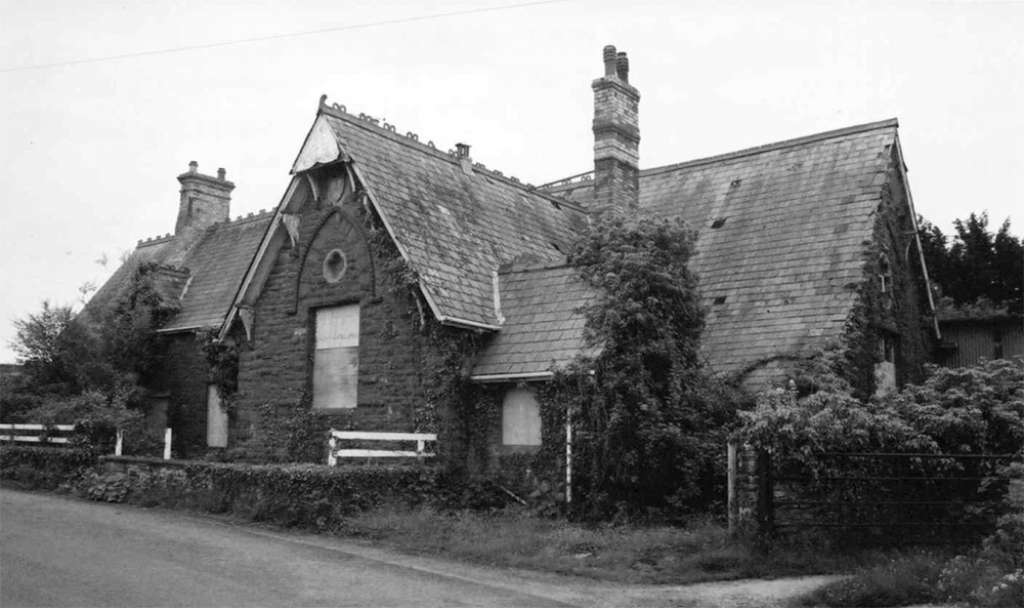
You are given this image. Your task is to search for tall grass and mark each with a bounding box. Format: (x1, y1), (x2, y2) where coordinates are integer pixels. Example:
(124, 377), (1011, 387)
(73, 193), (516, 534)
(341, 505), (850, 584)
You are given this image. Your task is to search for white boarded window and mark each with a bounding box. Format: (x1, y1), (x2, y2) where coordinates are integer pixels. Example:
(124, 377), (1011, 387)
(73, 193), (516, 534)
(206, 384), (228, 448)
(313, 305), (359, 409)
(502, 387), (541, 446)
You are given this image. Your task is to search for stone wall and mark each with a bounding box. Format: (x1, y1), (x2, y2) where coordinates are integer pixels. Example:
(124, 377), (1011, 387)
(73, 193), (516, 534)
(231, 170), (454, 462)
(842, 148), (932, 398)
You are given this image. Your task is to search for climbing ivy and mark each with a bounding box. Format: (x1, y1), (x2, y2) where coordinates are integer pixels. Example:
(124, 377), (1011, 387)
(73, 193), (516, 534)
(199, 330), (239, 399)
(538, 215), (742, 518)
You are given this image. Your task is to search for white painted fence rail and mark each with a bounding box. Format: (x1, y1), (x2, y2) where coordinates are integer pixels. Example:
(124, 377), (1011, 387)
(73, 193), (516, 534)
(327, 430), (437, 465)
(0, 423), (75, 445)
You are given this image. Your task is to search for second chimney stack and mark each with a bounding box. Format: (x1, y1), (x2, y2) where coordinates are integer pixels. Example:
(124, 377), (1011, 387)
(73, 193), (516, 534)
(591, 44), (640, 216)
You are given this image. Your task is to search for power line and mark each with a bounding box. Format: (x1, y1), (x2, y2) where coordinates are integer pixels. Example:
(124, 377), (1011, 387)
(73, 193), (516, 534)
(1, 0), (568, 74)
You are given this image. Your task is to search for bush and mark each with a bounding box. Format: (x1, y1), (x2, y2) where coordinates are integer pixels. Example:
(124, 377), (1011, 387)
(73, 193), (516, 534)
(0, 445), (98, 489)
(798, 551), (947, 607)
(938, 461), (1024, 607)
(736, 360), (1023, 533)
(70, 459), (443, 531)
(738, 358), (1024, 456)
(544, 215), (745, 517)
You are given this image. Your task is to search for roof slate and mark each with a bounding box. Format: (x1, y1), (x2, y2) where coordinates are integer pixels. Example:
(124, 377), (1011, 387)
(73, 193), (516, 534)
(88, 212), (272, 334)
(543, 119), (899, 376)
(318, 110), (589, 328)
(81, 237), (172, 323)
(472, 265), (598, 380)
(161, 213), (272, 332)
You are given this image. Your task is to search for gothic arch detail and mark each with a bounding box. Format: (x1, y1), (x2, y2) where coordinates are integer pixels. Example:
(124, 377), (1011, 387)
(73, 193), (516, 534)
(290, 206), (377, 313)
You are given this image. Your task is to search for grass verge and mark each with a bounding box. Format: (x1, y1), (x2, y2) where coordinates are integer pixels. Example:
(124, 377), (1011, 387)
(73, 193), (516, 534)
(336, 504), (857, 585)
(793, 551), (948, 607)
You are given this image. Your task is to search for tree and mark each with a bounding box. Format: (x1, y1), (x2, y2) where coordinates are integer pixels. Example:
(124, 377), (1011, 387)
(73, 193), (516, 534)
(918, 213), (1022, 314)
(10, 301), (106, 395)
(4, 264), (180, 453)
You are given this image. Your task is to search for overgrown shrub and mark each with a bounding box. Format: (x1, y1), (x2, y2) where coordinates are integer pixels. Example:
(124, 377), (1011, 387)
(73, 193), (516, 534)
(0, 445), (97, 489)
(738, 358), (1023, 459)
(541, 215), (745, 518)
(798, 551), (948, 607)
(70, 459), (443, 531)
(938, 461), (1024, 607)
(5, 264), (180, 455)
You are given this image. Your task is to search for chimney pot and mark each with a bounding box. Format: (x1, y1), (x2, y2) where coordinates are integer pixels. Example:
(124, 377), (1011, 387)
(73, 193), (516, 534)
(603, 45), (617, 77)
(455, 143), (471, 159)
(175, 162), (234, 237)
(616, 52), (629, 82)
(592, 45), (640, 217)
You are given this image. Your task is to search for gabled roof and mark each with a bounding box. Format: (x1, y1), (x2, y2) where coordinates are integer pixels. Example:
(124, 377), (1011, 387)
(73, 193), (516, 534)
(160, 212), (273, 332)
(292, 100), (589, 329)
(471, 264), (598, 381)
(87, 212), (273, 334)
(82, 236), (173, 322)
(544, 119), (902, 377)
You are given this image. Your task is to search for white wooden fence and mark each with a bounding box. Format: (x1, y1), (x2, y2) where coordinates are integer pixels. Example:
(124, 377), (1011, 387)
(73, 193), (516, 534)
(327, 430), (436, 466)
(1, 424), (173, 459)
(0, 423), (75, 444)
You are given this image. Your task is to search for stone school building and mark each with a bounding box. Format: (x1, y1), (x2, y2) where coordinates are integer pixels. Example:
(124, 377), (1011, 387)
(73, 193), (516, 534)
(89, 46), (934, 465)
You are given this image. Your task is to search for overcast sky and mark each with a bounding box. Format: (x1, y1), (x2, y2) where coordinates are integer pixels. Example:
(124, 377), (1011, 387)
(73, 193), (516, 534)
(1, 0), (1021, 364)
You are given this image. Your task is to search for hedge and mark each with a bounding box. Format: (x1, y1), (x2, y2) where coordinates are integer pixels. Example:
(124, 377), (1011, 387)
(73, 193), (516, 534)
(2, 446), (511, 531)
(0, 445), (99, 490)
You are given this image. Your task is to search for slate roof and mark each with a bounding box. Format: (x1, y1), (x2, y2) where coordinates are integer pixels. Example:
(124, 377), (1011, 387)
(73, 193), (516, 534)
(81, 236), (173, 323)
(161, 213), (272, 332)
(88, 212), (273, 334)
(471, 264), (598, 380)
(542, 119), (900, 376)
(315, 106), (589, 328)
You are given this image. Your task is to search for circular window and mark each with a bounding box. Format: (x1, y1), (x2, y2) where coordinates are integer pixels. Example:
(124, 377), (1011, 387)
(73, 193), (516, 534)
(322, 249), (348, 283)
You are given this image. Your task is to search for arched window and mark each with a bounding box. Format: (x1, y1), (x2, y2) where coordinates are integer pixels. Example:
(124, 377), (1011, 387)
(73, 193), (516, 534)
(502, 387), (541, 446)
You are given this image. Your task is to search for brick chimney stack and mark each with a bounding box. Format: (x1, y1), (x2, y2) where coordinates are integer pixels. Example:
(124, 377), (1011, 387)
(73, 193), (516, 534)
(592, 44), (640, 216)
(175, 161), (234, 236)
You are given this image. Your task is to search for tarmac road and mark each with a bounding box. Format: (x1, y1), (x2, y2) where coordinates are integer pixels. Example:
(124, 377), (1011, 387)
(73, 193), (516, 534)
(0, 489), (575, 608)
(0, 488), (842, 608)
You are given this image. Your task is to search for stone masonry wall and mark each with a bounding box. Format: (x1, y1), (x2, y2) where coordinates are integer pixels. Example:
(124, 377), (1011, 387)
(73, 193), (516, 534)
(231, 169), (452, 462)
(842, 147), (931, 397)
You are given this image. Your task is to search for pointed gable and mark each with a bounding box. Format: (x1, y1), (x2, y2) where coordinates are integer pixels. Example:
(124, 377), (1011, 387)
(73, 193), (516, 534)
(541, 119), (903, 378)
(290, 101), (589, 328)
(641, 120), (900, 375)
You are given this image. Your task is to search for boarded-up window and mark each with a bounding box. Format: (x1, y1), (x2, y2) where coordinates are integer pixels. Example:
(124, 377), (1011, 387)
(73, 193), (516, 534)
(313, 305), (359, 409)
(206, 384), (228, 448)
(502, 387), (541, 446)
(874, 334), (898, 398)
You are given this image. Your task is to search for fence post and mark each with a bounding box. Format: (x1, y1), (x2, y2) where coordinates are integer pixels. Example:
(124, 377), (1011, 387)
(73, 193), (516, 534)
(756, 448), (774, 536)
(565, 415), (573, 506)
(727, 441), (737, 536)
(163, 428), (172, 460)
(114, 429), (123, 456)
(326, 433), (337, 466)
